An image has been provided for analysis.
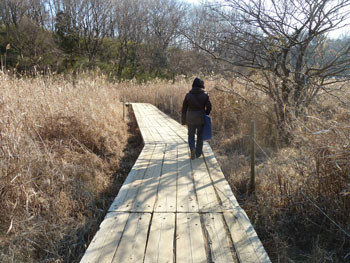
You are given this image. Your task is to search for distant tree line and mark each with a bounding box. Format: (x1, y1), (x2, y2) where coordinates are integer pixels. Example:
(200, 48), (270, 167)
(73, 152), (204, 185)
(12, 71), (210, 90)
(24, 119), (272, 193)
(0, 0), (349, 84)
(0, 0), (216, 79)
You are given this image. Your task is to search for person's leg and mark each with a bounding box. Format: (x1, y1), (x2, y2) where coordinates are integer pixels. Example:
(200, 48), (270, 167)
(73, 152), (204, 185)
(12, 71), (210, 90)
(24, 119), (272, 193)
(195, 124), (204, 158)
(188, 125), (196, 159)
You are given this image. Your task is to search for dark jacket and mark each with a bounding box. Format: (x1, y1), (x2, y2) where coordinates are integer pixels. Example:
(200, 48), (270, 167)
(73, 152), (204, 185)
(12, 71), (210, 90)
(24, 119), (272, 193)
(181, 86), (212, 125)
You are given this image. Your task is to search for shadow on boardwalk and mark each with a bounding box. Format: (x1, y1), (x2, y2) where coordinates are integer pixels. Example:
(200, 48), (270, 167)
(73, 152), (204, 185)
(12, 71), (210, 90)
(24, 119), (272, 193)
(78, 103), (271, 263)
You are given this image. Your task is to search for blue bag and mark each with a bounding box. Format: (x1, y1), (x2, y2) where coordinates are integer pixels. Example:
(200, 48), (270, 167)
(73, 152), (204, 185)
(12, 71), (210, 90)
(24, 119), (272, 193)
(203, 115), (212, 140)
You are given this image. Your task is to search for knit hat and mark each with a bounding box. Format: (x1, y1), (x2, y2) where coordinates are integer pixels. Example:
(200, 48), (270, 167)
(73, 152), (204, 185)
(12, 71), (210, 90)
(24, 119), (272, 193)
(192, 77), (204, 88)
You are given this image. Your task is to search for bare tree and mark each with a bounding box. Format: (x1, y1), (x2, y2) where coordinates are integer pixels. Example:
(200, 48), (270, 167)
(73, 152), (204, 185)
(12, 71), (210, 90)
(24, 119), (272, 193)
(186, 0), (350, 144)
(143, 0), (187, 76)
(79, 0), (114, 62)
(0, 0), (59, 72)
(111, 0), (187, 78)
(112, 0), (147, 77)
(52, 0), (114, 63)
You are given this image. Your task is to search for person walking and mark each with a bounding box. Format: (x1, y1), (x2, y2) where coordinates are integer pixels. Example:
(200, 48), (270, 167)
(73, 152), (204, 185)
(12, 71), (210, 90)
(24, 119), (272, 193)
(181, 78), (212, 159)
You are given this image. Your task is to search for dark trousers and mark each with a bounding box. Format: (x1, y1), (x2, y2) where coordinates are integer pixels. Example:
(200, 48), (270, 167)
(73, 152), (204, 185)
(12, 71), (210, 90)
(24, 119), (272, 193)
(188, 124), (204, 156)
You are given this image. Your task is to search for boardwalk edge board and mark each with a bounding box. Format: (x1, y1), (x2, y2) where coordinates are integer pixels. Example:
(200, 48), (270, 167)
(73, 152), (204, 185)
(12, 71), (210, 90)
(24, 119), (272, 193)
(80, 103), (271, 263)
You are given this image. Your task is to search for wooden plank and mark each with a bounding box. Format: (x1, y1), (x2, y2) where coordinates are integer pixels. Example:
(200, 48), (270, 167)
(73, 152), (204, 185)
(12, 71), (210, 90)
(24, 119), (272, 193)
(131, 144), (165, 212)
(202, 143), (240, 210)
(142, 104), (186, 141)
(150, 126), (166, 143)
(80, 212), (129, 263)
(109, 145), (155, 212)
(177, 144), (199, 212)
(149, 105), (187, 143)
(154, 144), (177, 212)
(143, 106), (165, 143)
(135, 103), (173, 143)
(144, 213), (175, 263)
(132, 104), (155, 143)
(223, 211), (261, 263)
(191, 157), (221, 212)
(152, 120), (170, 143)
(143, 128), (156, 144)
(176, 213), (207, 263)
(132, 104), (141, 120)
(156, 119), (183, 143)
(134, 104), (150, 125)
(112, 213), (152, 263)
(108, 145), (152, 210)
(150, 112), (180, 142)
(139, 126), (154, 144)
(144, 104), (185, 143)
(152, 105), (186, 132)
(202, 213), (237, 263)
(150, 104), (186, 143)
(132, 104), (145, 124)
(224, 209), (271, 263)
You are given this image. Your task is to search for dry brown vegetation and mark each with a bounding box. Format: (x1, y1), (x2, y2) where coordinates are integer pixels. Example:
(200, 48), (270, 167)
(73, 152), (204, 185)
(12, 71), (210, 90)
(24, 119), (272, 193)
(1, 74), (349, 262)
(0, 73), (142, 262)
(120, 77), (350, 262)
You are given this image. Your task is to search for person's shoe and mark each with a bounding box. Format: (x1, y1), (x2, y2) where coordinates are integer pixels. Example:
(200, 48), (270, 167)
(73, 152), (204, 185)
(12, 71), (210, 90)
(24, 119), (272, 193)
(190, 149), (195, 160)
(196, 152), (202, 158)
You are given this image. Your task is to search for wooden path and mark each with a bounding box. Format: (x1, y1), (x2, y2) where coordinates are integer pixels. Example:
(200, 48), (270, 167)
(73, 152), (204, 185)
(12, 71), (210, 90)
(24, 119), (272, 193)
(80, 103), (271, 263)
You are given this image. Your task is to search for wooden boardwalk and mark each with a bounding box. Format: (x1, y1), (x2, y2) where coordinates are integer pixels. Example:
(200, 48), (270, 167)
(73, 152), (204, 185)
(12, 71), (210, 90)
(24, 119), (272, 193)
(80, 103), (271, 263)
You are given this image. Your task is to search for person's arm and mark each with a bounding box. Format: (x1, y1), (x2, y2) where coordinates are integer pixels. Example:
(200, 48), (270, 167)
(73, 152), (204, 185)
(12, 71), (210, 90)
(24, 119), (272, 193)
(181, 95), (188, 125)
(205, 94), (212, 115)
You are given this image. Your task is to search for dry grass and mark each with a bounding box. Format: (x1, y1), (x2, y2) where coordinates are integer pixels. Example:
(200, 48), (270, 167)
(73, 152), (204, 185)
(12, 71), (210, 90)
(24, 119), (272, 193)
(0, 73), (141, 262)
(120, 77), (350, 262)
(1, 73), (349, 262)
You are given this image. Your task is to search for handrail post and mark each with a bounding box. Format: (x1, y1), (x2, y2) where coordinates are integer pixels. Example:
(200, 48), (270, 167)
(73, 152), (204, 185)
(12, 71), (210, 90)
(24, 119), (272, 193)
(249, 120), (256, 195)
(170, 96), (173, 114)
(123, 97), (126, 121)
(155, 91), (158, 107)
(157, 91), (160, 108)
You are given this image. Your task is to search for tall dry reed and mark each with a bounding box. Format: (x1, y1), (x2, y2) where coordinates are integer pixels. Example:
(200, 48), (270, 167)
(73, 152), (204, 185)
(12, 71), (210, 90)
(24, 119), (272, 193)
(0, 73), (141, 262)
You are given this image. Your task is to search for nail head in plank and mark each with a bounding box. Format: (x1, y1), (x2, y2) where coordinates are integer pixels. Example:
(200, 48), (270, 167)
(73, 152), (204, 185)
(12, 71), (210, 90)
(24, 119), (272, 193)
(202, 213), (237, 263)
(112, 213), (152, 263)
(176, 213), (207, 263)
(80, 212), (129, 263)
(202, 143), (240, 210)
(131, 144), (165, 212)
(154, 144), (177, 212)
(191, 158), (221, 212)
(144, 213), (175, 263)
(109, 145), (155, 211)
(177, 144), (199, 212)
(224, 209), (271, 263)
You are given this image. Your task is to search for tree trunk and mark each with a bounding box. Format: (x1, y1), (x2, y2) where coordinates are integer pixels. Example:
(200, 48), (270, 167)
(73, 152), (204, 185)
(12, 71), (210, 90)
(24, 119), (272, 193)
(275, 101), (294, 146)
